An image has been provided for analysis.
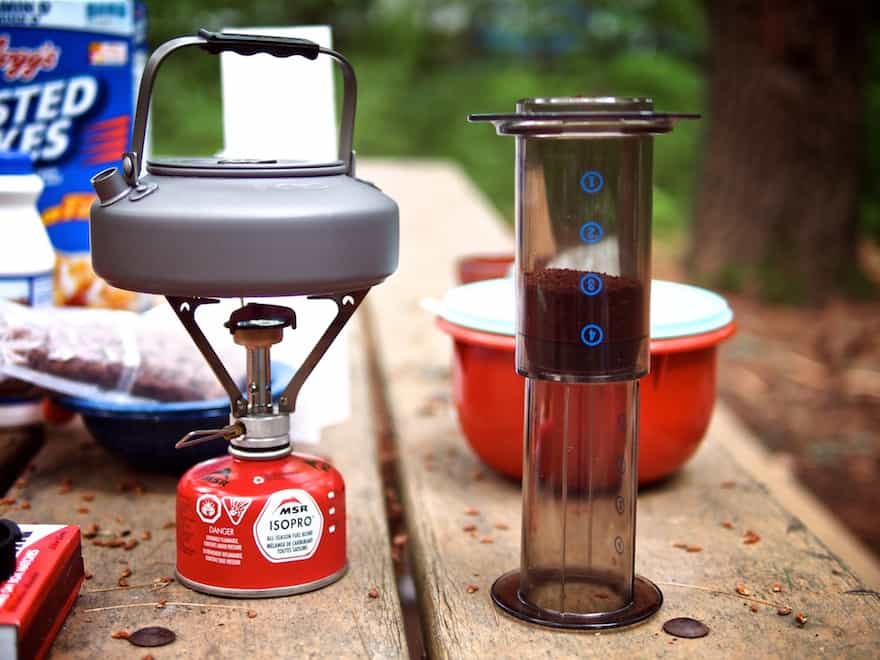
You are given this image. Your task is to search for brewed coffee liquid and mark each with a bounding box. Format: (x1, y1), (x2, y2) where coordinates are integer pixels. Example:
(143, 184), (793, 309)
(519, 268), (646, 379)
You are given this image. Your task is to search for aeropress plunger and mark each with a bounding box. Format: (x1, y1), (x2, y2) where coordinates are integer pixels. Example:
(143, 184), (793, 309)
(470, 97), (697, 629)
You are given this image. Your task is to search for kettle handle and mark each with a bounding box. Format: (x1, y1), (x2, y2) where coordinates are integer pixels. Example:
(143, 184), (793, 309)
(122, 29), (357, 185)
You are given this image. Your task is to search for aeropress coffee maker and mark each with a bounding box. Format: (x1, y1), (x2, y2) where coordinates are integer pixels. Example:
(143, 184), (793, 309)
(470, 97), (696, 629)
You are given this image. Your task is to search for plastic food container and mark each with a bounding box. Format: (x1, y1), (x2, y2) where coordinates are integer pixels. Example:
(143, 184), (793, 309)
(426, 278), (735, 484)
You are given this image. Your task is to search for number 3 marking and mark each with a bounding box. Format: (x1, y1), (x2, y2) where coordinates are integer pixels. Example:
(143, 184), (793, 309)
(580, 273), (603, 296)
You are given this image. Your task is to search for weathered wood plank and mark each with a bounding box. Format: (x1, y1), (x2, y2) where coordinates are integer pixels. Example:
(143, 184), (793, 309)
(0, 426), (43, 494)
(360, 160), (880, 659)
(2, 323), (407, 659)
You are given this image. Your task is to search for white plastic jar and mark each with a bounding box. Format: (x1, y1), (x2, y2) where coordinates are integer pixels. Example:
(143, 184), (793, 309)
(0, 151), (55, 444)
(0, 152), (54, 306)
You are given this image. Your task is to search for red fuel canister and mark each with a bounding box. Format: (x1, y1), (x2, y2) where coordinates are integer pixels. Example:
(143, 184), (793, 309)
(176, 451), (346, 596)
(167, 299), (362, 598)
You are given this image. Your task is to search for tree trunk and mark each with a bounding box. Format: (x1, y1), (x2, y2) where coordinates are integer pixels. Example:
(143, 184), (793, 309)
(690, 0), (870, 304)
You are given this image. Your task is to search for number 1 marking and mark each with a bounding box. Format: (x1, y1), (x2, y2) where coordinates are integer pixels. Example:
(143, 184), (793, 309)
(580, 170), (604, 194)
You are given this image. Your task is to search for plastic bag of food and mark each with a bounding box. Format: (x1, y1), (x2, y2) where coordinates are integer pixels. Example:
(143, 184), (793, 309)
(0, 299), (245, 403)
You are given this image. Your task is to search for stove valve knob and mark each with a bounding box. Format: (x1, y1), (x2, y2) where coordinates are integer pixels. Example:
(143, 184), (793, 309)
(175, 422), (245, 450)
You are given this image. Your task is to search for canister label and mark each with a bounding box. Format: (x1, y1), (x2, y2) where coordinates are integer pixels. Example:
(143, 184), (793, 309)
(253, 489), (323, 563)
(0, 272), (53, 307)
(177, 453), (346, 594)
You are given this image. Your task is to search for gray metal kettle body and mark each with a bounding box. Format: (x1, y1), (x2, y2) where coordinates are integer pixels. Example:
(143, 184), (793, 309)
(90, 29), (399, 299)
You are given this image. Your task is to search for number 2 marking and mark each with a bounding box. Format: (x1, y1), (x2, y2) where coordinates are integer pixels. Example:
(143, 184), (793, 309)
(580, 222), (603, 245)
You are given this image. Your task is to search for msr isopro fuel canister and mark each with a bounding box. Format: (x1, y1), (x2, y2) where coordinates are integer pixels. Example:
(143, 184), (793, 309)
(174, 303), (349, 596)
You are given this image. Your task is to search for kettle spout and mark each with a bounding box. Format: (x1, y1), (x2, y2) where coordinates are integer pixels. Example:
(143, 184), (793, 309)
(91, 167), (130, 205)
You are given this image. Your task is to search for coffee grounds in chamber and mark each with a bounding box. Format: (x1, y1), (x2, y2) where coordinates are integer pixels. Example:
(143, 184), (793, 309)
(519, 268), (647, 379)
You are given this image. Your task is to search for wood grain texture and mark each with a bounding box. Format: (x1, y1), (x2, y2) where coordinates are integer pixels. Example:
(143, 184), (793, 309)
(2, 325), (407, 659)
(0, 426), (43, 494)
(359, 160), (880, 659)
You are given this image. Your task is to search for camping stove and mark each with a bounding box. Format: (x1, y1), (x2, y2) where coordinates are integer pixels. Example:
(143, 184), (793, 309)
(88, 30), (399, 597)
(173, 299), (357, 596)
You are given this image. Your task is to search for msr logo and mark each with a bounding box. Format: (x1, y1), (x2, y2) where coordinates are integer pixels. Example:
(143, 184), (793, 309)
(0, 35), (59, 82)
(279, 504), (309, 516)
(201, 467), (232, 488)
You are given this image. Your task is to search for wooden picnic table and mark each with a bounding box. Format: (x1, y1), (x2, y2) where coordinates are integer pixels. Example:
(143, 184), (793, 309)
(2, 159), (878, 658)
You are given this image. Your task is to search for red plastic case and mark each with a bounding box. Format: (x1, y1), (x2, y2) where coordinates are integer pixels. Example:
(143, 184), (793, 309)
(0, 524), (84, 659)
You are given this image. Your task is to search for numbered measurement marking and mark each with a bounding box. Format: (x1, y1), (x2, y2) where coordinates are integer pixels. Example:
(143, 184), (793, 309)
(579, 273), (603, 296)
(615, 496), (625, 514)
(579, 221), (604, 245)
(580, 170), (604, 193)
(614, 536), (625, 554)
(580, 324), (604, 347)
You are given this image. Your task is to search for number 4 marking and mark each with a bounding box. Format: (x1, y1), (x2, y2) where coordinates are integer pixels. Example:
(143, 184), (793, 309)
(581, 324), (604, 347)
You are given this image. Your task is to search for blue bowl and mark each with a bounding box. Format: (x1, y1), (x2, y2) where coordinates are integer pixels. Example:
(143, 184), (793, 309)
(57, 363), (294, 473)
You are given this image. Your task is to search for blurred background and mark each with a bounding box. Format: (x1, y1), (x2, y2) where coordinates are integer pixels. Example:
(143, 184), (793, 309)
(145, 1), (879, 557)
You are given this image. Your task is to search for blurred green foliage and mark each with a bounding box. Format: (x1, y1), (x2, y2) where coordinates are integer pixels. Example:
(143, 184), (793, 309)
(144, 0), (877, 243)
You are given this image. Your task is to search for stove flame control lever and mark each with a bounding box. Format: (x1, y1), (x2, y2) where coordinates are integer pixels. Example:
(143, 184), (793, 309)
(176, 422), (245, 450)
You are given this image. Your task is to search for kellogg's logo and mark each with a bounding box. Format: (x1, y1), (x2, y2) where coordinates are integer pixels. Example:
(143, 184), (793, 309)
(0, 34), (59, 82)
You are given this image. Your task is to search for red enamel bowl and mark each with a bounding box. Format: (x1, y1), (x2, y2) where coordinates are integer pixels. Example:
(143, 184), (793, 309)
(432, 280), (735, 485)
(455, 254), (515, 284)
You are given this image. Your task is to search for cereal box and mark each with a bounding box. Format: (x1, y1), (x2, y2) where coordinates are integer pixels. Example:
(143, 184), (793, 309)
(0, 1), (146, 308)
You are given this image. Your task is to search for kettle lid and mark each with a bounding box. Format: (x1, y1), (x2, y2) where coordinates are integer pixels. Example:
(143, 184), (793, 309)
(146, 156), (347, 178)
